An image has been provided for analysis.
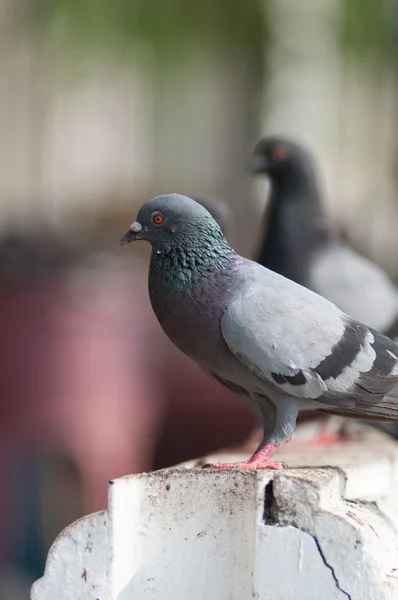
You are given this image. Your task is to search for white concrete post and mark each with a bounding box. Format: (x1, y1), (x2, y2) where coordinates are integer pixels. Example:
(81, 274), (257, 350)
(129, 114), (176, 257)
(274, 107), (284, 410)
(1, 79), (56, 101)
(31, 426), (398, 600)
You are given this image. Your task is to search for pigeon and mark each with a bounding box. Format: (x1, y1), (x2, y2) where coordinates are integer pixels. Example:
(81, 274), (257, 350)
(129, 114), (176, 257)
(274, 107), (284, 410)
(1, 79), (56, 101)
(191, 196), (233, 238)
(251, 136), (398, 339)
(121, 193), (398, 469)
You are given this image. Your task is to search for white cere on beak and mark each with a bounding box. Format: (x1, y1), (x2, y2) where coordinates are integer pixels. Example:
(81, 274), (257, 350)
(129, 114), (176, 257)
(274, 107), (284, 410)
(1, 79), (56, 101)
(130, 221), (143, 233)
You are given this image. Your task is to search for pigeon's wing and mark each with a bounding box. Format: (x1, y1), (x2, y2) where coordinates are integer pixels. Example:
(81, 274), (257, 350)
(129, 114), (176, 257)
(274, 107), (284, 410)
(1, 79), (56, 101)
(309, 245), (398, 333)
(221, 275), (398, 418)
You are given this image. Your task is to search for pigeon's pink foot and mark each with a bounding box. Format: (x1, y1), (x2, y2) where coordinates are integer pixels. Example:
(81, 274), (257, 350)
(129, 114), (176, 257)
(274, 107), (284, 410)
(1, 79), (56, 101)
(202, 441), (286, 470)
(202, 459), (284, 470)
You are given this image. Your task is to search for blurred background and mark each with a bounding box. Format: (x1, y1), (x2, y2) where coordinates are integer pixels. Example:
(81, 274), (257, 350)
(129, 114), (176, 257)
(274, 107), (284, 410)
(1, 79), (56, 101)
(1, 0), (398, 597)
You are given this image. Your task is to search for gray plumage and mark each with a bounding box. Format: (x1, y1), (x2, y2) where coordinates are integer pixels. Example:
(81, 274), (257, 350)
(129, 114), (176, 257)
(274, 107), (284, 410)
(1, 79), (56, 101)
(121, 193), (398, 468)
(251, 136), (398, 338)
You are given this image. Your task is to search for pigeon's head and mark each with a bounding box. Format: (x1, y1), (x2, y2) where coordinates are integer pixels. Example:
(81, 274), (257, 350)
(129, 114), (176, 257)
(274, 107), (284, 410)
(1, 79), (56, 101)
(120, 193), (224, 249)
(191, 196), (232, 237)
(251, 136), (312, 180)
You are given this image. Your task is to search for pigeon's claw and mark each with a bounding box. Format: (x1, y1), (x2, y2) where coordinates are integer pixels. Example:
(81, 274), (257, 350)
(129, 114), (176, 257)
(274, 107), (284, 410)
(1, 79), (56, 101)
(237, 459), (284, 470)
(202, 459), (284, 470)
(201, 461), (237, 470)
(201, 440), (286, 470)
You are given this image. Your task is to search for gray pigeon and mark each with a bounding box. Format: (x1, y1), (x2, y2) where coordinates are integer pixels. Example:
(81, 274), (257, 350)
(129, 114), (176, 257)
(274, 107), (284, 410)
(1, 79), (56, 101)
(251, 136), (398, 339)
(190, 196), (233, 238)
(121, 193), (398, 469)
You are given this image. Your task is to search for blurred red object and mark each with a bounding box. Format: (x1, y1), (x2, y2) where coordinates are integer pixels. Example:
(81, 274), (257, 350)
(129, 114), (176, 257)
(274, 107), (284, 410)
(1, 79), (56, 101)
(0, 259), (162, 560)
(0, 236), (254, 566)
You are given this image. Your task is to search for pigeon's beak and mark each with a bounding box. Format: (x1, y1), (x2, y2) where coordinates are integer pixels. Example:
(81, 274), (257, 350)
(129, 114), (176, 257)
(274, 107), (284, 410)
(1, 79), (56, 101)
(250, 154), (269, 174)
(120, 221), (143, 245)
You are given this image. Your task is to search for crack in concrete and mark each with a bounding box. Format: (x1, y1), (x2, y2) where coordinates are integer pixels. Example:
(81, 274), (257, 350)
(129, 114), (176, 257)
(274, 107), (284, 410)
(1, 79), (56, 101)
(263, 481), (352, 599)
(311, 534), (352, 600)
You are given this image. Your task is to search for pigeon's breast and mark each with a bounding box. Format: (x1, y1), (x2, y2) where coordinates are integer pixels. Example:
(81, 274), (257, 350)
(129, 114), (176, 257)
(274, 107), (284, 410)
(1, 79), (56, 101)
(149, 271), (260, 387)
(153, 277), (234, 363)
(148, 257), (274, 394)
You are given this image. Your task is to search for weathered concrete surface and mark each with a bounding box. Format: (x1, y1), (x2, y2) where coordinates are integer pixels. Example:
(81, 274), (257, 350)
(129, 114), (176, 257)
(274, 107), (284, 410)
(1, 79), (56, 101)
(31, 511), (108, 600)
(31, 425), (398, 600)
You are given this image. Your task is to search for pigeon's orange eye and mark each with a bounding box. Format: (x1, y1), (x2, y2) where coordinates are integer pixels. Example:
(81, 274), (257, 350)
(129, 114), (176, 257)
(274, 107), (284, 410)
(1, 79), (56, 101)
(152, 213), (165, 225)
(272, 144), (290, 161)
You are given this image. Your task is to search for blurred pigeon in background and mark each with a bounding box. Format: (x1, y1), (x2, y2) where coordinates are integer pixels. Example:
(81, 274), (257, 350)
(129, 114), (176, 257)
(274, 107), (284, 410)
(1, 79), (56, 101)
(251, 136), (398, 339)
(121, 194), (398, 468)
(251, 136), (398, 439)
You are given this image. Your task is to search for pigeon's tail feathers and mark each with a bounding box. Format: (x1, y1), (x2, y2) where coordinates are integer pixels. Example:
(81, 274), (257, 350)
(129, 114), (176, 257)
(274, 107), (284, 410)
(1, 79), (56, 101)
(316, 326), (398, 420)
(317, 405), (398, 422)
(362, 393), (398, 420)
(318, 391), (398, 422)
(362, 383), (398, 418)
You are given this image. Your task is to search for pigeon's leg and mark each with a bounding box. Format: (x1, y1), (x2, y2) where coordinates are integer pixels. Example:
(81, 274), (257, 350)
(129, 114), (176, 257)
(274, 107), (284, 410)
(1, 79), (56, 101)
(203, 395), (298, 470)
